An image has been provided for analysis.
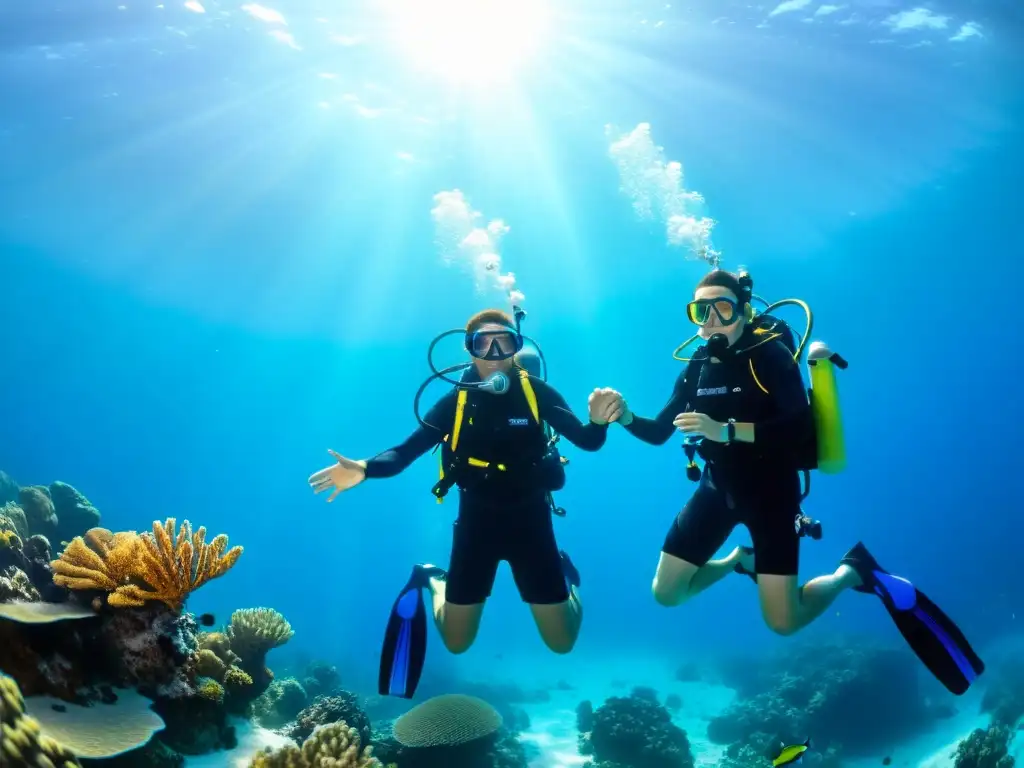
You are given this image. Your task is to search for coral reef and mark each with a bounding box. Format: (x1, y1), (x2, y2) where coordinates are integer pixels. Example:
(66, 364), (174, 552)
(1, 565), (42, 601)
(250, 721), (381, 767)
(0, 471), (294, 766)
(2, 500), (29, 539)
(253, 679), (309, 729)
(302, 661), (343, 700)
(1, 671), (82, 767)
(953, 725), (1016, 768)
(19, 486), (58, 541)
(579, 690), (693, 768)
(709, 639), (933, 757)
(49, 482), (102, 543)
(51, 518), (243, 610)
(288, 692), (371, 746)
(227, 607), (294, 696)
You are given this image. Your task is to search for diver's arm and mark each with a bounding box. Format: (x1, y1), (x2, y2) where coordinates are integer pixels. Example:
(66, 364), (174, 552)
(728, 342), (812, 445)
(621, 372), (686, 445)
(362, 394), (455, 478)
(534, 380), (608, 451)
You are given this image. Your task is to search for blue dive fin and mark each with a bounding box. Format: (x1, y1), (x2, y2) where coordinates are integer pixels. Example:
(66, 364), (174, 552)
(841, 542), (984, 695)
(378, 567), (430, 699)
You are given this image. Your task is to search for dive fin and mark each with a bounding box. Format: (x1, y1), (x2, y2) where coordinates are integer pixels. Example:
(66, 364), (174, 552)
(378, 564), (441, 699)
(841, 542), (984, 695)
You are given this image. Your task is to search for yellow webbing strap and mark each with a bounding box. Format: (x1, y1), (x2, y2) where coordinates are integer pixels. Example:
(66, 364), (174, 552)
(518, 369), (540, 424)
(451, 389), (469, 451)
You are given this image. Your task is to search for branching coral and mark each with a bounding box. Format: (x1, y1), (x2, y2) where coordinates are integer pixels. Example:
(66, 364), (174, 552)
(1, 672), (82, 767)
(289, 693), (371, 747)
(250, 722), (380, 767)
(227, 608), (294, 664)
(51, 519), (243, 611)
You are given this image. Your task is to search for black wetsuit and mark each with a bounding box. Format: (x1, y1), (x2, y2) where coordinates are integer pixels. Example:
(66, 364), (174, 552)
(625, 332), (813, 575)
(365, 370), (607, 605)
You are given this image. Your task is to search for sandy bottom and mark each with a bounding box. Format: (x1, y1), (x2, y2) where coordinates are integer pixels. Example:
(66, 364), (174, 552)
(183, 719), (293, 768)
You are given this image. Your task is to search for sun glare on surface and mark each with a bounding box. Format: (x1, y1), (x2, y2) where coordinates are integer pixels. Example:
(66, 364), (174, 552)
(385, 0), (551, 85)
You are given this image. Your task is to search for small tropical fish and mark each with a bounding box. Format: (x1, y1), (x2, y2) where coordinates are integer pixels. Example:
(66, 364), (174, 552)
(198, 613), (216, 627)
(773, 738), (812, 767)
(882, 757), (892, 766)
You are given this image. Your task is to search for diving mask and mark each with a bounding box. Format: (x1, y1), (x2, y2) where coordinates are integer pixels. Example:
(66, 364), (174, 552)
(686, 297), (742, 327)
(465, 328), (524, 361)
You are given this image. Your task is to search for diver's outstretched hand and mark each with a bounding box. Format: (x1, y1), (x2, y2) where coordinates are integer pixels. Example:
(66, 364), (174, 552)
(588, 388), (630, 425)
(308, 449), (367, 501)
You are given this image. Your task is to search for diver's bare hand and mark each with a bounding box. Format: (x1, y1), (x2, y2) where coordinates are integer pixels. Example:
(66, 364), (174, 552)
(308, 449), (367, 501)
(589, 388), (629, 425)
(673, 412), (723, 441)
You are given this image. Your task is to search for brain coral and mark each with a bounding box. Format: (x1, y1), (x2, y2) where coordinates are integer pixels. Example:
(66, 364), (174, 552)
(393, 694), (503, 748)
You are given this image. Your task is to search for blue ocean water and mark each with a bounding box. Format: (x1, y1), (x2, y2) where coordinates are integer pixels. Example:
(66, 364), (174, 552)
(1, 0), (1022, 763)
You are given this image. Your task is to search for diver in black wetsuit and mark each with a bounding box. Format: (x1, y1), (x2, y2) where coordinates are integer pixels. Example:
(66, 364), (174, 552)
(600, 269), (840, 636)
(308, 308), (620, 676)
(589, 269), (984, 697)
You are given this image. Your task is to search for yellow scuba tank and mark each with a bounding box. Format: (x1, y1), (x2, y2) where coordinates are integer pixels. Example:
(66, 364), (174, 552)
(807, 341), (847, 474)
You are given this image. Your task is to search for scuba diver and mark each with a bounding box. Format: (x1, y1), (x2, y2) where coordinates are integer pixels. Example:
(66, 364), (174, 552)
(307, 307), (620, 699)
(593, 268), (984, 695)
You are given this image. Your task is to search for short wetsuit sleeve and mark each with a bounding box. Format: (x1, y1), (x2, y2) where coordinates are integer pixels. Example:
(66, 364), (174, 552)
(532, 378), (608, 451)
(752, 341), (813, 446)
(623, 370), (688, 445)
(363, 392), (455, 478)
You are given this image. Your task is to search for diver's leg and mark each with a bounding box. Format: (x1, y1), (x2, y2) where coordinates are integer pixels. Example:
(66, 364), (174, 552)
(433, 516), (498, 654)
(514, 510), (581, 654)
(652, 480), (738, 606)
(750, 502), (858, 635)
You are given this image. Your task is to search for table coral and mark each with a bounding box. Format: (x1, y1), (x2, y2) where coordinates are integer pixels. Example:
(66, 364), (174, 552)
(51, 518), (243, 611)
(1, 671), (82, 767)
(250, 721), (380, 767)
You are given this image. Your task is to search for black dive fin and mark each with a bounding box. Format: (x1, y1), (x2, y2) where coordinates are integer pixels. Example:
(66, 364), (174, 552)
(378, 567), (431, 699)
(841, 542), (984, 695)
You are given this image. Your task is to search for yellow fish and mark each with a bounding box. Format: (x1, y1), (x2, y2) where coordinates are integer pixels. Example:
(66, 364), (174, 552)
(773, 738), (812, 767)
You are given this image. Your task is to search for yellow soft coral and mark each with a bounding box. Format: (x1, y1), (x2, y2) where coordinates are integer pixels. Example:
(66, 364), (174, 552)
(50, 518), (243, 611)
(1, 672), (81, 767)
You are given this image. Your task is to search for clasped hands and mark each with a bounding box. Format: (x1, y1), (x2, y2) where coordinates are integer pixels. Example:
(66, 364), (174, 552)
(587, 387), (725, 441)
